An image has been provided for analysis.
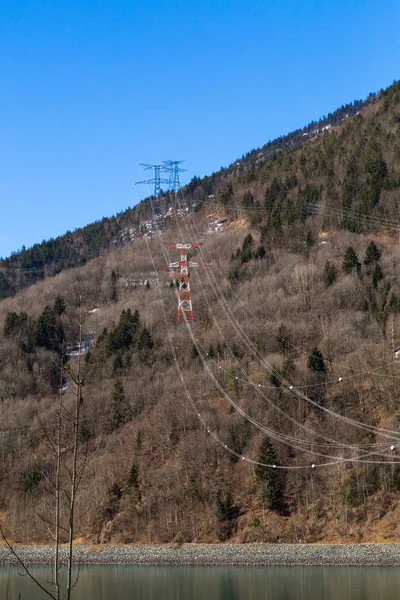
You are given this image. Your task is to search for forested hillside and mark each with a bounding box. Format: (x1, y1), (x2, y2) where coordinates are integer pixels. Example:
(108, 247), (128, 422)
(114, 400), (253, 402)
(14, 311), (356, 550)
(0, 87), (379, 299)
(1, 81), (400, 545)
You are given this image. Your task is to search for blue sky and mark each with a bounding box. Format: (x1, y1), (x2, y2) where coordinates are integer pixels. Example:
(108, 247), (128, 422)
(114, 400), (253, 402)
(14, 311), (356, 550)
(1, 0), (399, 258)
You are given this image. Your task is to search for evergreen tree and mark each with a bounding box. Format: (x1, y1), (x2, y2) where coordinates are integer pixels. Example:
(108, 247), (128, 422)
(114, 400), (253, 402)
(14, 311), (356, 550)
(220, 182), (233, 205)
(342, 246), (361, 275)
(305, 231), (314, 253)
(96, 327), (108, 348)
(307, 347), (326, 373)
(254, 245), (266, 259)
(323, 261), (337, 286)
(364, 240), (382, 265)
(240, 233), (254, 263)
(265, 178), (284, 211)
(269, 367), (282, 388)
(110, 270), (118, 302)
(24, 465), (42, 494)
(372, 263), (384, 288)
(113, 379), (125, 403)
(277, 324), (291, 355)
(242, 190), (254, 209)
(4, 311), (28, 337)
(216, 491), (237, 522)
(107, 308), (140, 355)
(111, 380), (132, 430)
(34, 305), (64, 352)
(215, 491), (238, 540)
(53, 295), (66, 316)
(112, 354), (124, 376)
(137, 327), (154, 361)
(254, 437), (284, 511)
(216, 342), (223, 358)
(127, 463), (141, 501)
(0, 272), (10, 300)
(342, 153), (359, 209)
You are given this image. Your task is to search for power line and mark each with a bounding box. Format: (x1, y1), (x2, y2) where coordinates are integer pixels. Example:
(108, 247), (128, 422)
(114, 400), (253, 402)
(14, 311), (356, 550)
(176, 197), (400, 445)
(139, 199), (400, 467)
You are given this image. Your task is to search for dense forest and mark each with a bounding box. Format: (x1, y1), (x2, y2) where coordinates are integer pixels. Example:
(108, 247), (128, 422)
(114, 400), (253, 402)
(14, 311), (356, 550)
(1, 80), (400, 545)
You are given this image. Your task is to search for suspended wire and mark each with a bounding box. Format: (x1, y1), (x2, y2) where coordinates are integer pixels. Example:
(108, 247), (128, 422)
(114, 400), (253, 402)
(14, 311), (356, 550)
(233, 200), (400, 231)
(155, 243), (400, 465)
(141, 216), (400, 468)
(3, 187), (393, 470)
(193, 336), (400, 391)
(183, 194), (399, 380)
(184, 203), (400, 379)
(140, 194), (400, 465)
(176, 197), (400, 444)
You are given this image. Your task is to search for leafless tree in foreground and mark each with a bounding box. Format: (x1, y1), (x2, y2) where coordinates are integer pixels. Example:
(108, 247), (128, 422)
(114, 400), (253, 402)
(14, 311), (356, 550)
(1, 297), (101, 600)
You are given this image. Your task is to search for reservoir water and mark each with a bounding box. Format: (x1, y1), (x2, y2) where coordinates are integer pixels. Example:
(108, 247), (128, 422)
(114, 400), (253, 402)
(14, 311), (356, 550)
(1, 564), (400, 599)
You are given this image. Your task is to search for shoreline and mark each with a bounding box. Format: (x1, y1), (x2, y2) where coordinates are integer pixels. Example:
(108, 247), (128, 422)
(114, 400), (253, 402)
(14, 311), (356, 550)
(2, 543), (400, 567)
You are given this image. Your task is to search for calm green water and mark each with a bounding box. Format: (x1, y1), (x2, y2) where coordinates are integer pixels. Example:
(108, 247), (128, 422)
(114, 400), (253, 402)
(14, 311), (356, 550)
(1, 565), (400, 599)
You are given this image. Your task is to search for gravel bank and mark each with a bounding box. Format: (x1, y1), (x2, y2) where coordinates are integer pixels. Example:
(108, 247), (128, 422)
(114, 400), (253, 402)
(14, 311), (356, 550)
(2, 544), (400, 567)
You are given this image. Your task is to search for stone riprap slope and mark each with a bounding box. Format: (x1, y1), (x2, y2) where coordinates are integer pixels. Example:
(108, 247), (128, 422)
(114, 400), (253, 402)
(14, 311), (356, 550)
(1, 544), (400, 566)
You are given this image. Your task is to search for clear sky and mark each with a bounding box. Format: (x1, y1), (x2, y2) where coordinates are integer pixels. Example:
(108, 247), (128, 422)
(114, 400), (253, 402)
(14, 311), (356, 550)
(1, 0), (399, 258)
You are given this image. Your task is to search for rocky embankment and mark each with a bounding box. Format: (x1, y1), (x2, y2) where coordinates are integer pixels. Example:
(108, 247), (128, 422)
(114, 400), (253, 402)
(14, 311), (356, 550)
(1, 544), (400, 566)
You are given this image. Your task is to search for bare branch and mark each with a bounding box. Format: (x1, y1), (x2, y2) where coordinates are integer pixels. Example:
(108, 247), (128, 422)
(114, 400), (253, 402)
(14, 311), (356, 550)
(0, 522), (57, 600)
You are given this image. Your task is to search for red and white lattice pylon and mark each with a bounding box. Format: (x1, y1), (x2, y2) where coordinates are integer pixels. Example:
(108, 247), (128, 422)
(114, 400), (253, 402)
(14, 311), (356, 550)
(160, 243), (209, 321)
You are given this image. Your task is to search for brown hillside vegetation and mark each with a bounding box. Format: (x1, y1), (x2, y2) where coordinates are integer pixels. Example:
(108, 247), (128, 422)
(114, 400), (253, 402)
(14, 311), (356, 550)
(2, 82), (400, 545)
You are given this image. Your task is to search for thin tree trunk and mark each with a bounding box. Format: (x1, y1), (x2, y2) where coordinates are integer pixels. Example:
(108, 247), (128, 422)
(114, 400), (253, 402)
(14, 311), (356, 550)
(67, 297), (83, 599)
(54, 347), (64, 600)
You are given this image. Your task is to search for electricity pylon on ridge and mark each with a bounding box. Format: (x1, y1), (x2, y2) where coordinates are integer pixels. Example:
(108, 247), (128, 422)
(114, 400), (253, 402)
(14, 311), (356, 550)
(159, 243), (209, 321)
(135, 164), (169, 232)
(136, 163), (169, 197)
(162, 160), (187, 193)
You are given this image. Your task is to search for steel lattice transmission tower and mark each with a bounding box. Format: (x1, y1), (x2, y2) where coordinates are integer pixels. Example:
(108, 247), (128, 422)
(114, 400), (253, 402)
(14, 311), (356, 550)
(163, 160), (187, 193)
(160, 243), (209, 321)
(135, 164), (169, 231)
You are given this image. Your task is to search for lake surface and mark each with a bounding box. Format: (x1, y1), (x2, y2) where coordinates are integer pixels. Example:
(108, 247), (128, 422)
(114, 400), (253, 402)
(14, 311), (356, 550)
(1, 564), (400, 599)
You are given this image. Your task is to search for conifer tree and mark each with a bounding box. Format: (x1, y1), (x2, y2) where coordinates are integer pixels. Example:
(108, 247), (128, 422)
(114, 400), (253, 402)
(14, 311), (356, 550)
(110, 270), (118, 302)
(305, 231), (314, 253)
(277, 324), (291, 355)
(53, 296), (66, 317)
(364, 240), (381, 265)
(254, 245), (266, 259)
(34, 305), (64, 352)
(137, 327), (154, 361)
(307, 347), (326, 373)
(111, 379), (132, 430)
(372, 263), (383, 288)
(342, 246), (361, 275)
(127, 463), (141, 502)
(323, 261), (337, 287)
(254, 437), (284, 511)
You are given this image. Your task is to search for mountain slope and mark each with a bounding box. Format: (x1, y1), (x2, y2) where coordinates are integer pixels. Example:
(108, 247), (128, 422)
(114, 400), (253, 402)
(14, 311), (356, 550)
(0, 85), (384, 299)
(1, 81), (400, 545)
